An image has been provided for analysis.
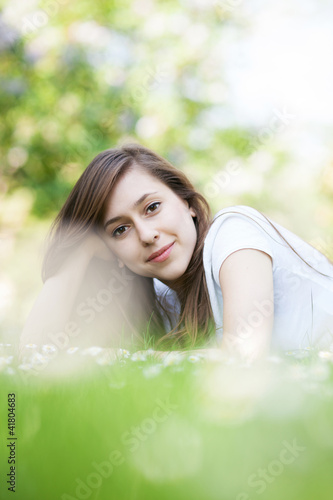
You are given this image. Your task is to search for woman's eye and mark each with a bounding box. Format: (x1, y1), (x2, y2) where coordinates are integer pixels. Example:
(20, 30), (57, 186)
(112, 203), (160, 237)
(146, 202), (160, 213)
(112, 226), (127, 237)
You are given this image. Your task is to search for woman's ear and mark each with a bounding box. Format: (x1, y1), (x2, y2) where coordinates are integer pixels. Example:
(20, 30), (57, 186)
(184, 199), (196, 218)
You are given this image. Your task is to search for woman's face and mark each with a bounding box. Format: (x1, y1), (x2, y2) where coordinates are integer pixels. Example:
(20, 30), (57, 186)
(103, 167), (197, 288)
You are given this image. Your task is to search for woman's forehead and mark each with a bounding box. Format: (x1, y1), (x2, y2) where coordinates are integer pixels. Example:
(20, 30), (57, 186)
(103, 168), (173, 217)
(111, 168), (169, 196)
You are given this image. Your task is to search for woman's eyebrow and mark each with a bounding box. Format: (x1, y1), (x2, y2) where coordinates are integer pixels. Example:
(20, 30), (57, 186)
(104, 191), (158, 230)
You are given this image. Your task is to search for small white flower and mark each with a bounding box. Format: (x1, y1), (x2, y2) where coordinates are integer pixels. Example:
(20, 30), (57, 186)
(41, 344), (57, 356)
(0, 356), (13, 367)
(131, 352), (147, 362)
(67, 347), (79, 354)
(187, 355), (201, 363)
(0, 343), (12, 348)
(5, 367), (15, 376)
(31, 352), (48, 368)
(24, 343), (38, 349)
(318, 351), (333, 360)
(163, 352), (184, 366)
(82, 346), (104, 357)
(96, 350), (115, 366)
(118, 349), (130, 359)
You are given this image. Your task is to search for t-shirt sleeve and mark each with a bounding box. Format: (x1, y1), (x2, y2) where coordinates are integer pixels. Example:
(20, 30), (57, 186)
(211, 214), (274, 286)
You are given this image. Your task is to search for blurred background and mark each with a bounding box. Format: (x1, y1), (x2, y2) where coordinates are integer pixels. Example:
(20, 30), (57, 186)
(1, 0), (333, 345)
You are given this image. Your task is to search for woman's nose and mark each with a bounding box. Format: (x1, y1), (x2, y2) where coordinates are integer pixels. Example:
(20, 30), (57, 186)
(136, 222), (159, 244)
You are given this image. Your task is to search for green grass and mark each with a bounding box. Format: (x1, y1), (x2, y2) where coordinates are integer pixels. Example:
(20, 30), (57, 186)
(1, 347), (333, 500)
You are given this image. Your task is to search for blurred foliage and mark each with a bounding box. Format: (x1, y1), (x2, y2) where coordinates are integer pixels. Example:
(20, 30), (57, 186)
(0, 0), (298, 219)
(1, 0), (332, 224)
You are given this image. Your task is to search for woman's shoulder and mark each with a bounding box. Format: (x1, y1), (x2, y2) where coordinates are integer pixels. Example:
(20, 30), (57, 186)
(204, 205), (333, 280)
(212, 204), (265, 222)
(204, 204), (274, 258)
(203, 205), (276, 289)
(206, 205), (271, 241)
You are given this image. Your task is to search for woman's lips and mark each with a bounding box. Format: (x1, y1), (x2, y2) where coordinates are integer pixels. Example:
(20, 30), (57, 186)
(148, 242), (175, 263)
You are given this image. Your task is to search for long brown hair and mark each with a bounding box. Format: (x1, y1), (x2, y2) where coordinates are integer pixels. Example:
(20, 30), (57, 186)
(42, 143), (215, 349)
(43, 143), (333, 350)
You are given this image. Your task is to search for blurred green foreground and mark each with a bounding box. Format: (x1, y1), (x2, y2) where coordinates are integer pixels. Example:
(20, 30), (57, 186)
(0, 348), (333, 500)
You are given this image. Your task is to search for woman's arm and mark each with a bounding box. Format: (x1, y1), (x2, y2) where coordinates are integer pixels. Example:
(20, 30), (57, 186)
(134, 250), (274, 364)
(135, 250), (274, 365)
(218, 248), (274, 363)
(19, 232), (115, 351)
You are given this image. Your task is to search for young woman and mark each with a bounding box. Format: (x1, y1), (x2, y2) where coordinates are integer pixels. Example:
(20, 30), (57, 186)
(20, 143), (333, 363)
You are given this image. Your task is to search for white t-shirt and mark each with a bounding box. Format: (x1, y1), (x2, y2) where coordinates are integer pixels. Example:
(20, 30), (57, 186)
(154, 205), (333, 352)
